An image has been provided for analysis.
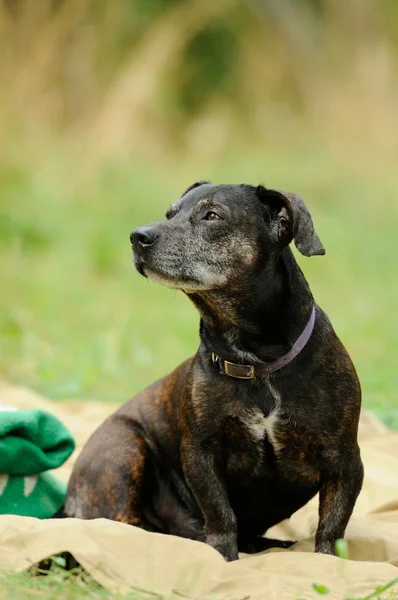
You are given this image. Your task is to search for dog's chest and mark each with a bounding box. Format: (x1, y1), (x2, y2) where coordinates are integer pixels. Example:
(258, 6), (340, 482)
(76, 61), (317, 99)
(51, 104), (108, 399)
(220, 382), (284, 476)
(221, 408), (280, 477)
(220, 385), (322, 486)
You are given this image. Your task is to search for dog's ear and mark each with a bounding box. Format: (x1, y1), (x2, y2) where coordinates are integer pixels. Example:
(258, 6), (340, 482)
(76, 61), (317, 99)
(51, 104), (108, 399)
(257, 186), (325, 257)
(180, 181), (211, 197)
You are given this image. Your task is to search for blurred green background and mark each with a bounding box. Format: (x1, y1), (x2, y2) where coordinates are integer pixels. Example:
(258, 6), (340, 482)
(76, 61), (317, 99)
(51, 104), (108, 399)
(0, 0), (397, 425)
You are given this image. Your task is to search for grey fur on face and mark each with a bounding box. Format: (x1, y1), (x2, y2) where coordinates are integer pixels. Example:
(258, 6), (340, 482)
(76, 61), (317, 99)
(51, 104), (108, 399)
(131, 182), (324, 291)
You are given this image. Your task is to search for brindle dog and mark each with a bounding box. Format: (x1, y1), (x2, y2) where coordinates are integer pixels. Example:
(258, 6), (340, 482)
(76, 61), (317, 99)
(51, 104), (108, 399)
(65, 182), (364, 561)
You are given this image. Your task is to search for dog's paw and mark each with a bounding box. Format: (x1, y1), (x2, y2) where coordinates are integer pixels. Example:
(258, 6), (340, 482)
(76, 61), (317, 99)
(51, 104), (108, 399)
(206, 533), (239, 561)
(315, 541), (335, 555)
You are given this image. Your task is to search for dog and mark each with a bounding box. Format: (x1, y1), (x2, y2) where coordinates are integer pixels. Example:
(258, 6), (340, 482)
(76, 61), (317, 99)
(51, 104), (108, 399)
(65, 181), (364, 561)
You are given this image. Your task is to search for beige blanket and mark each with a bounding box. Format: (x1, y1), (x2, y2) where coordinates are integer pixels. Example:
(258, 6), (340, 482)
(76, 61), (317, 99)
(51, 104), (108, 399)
(1, 381), (398, 599)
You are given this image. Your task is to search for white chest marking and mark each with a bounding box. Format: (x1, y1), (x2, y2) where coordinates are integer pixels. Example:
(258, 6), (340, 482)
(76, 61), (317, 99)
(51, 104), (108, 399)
(244, 410), (269, 440)
(264, 411), (283, 450)
(242, 379), (284, 451)
(243, 409), (281, 448)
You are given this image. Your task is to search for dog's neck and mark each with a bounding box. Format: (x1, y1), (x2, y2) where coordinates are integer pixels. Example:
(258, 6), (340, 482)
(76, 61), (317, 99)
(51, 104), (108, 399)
(188, 247), (314, 364)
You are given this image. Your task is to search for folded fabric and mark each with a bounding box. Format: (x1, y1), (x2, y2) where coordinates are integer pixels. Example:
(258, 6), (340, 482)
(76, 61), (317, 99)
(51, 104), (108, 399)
(0, 471), (67, 518)
(0, 407), (75, 475)
(0, 405), (75, 518)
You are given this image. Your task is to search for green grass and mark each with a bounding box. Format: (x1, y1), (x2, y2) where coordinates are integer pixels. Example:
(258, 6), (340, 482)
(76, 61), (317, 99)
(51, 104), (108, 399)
(1, 560), (397, 600)
(1, 146), (397, 426)
(0, 563), (148, 600)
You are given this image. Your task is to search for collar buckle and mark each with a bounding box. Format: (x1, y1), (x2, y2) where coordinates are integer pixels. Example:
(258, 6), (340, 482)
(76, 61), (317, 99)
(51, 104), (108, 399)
(224, 360), (255, 379)
(212, 352), (256, 379)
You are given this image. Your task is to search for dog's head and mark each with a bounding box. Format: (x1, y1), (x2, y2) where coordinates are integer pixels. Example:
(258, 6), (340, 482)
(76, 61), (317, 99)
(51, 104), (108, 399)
(130, 182), (325, 292)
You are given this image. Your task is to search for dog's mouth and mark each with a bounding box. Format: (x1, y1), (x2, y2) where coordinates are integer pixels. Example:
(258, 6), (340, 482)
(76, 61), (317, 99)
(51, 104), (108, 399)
(141, 265), (200, 291)
(133, 252), (181, 287)
(133, 257), (213, 292)
(134, 257), (148, 278)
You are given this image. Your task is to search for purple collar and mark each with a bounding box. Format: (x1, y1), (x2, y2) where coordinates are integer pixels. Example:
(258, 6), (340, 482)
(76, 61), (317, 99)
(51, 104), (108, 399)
(211, 306), (316, 380)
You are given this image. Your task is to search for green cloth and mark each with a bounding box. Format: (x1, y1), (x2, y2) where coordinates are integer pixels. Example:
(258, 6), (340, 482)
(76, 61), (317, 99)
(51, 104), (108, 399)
(0, 406), (75, 518)
(0, 472), (67, 518)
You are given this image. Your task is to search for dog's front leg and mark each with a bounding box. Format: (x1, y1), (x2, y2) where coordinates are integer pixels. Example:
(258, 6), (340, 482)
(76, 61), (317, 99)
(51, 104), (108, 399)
(315, 449), (364, 554)
(181, 436), (238, 561)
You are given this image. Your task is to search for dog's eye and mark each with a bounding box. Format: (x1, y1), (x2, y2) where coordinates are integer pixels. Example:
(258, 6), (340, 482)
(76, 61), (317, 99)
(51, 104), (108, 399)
(203, 211), (221, 222)
(280, 217), (289, 229)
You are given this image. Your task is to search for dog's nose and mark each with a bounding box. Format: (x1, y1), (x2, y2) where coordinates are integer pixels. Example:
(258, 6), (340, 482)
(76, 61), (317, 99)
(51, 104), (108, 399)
(130, 226), (159, 247)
